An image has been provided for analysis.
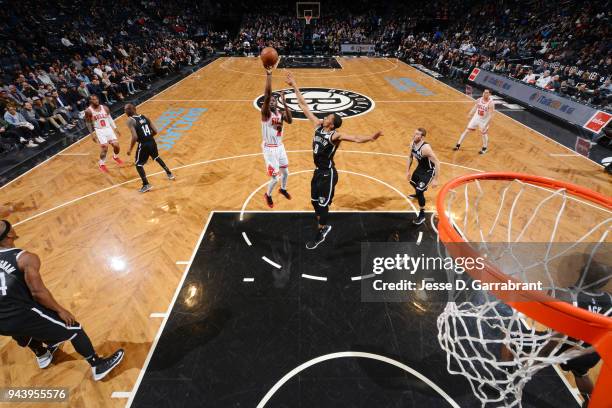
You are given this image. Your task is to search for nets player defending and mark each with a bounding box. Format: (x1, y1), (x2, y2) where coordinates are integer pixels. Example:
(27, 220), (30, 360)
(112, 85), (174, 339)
(125, 104), (175, 193)
(85, 95), (124, 173)
(454, 89), (495, 154)
(0, 220), (124, 380)
(286, 72), (383, 249)
(408, 128), (440, 225)
(261, 68), (293, 208)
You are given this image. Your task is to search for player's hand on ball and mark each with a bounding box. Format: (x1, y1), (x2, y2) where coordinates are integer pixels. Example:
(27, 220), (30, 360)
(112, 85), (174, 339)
(58, 308), (77, 327)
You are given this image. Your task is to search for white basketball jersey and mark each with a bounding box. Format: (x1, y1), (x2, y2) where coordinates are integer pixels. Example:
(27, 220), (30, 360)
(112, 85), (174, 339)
(261, 111), (283, 146)
(88, 106), (112, 129)
(475, 97), (494, 120)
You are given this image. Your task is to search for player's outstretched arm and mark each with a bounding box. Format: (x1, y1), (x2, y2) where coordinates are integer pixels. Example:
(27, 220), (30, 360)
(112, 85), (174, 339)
(334, 130), (383, 144)
(286, 72), (320, 127)
(262, 69), (273, 120)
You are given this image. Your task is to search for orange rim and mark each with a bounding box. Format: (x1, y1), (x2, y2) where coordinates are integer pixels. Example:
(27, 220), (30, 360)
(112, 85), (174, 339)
(436, 172), (612, 407)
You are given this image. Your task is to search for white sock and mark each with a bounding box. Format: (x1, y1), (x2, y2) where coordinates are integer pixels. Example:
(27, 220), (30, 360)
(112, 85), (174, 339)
(266, 176), (278, 196)
(481, 133), (489, 149)
(457, 129), (470, 145)
(280, 167), (288, 190)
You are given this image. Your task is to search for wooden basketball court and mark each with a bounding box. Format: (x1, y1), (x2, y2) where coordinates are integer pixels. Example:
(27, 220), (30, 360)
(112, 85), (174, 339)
(1, 57), (610, 407)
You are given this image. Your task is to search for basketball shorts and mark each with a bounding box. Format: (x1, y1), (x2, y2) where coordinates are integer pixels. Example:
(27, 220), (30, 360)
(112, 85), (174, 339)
(467, 115), (490, 132)
(311, 167), (338, 207)
(263, 144), (288, 176)
(410, 169), (435, 192)
(95, 127), (118, 145)
(135, 141), (159, 166)
(0, 305), (83, 348)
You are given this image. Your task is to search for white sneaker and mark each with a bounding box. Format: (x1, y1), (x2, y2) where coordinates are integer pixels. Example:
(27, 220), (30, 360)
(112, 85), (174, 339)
(35, 137), (46, 143)
(26, 141), (38, 148)
(36, 344), (60, 369)
(20, 137), (27, 143)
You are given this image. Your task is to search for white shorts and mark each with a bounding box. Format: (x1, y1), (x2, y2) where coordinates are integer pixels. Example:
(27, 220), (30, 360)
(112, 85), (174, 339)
(95, 128), (118, 145)
(262, 144), (288, 176)
(468, 115), (490, 132)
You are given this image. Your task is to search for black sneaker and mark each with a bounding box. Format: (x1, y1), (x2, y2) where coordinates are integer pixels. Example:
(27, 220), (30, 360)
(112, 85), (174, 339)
(479, 147), (488, 155)
(139, 184), (152, 193)
(453, 144), (461, 151)
(279, 189), (292, 200)
(167, 173), (176, 181)
(413, 212), (426, 225)
(264, 193), (274, 208)
(306, 225), (332, 249)
(92, 349), (124, 381)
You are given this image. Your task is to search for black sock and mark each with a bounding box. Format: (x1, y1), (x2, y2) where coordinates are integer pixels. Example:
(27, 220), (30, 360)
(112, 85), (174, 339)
(419, 209), (425, 216)
(86, 354), (101, 367)
(136, 166), (149, 185)
(71, 330), (97, 364)
(155, 157), (171, 174)
(28, 340), (47, 357)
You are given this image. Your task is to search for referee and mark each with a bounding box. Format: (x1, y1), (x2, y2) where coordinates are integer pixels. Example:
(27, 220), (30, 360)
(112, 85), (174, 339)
(125, 104), (175, 193)
(0, 220), (124, 379)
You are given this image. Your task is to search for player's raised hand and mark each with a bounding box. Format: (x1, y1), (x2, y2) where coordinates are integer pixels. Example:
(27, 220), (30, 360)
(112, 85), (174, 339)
(285, 72), (296, 86)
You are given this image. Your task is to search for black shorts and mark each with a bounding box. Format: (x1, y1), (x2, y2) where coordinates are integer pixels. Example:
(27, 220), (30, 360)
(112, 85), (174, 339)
(0, 305), (83, 348)
(135, 141), (159, 166)
(311, 167), (339, 207)
(410, 169), (435, 192)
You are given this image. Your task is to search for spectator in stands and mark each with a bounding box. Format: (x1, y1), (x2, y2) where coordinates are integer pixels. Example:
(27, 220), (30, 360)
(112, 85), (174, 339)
(87, 78), (112, 105)
(77, 82), (91, 101)
(536, 70), (553, 89)
(32, 97), (69, 133)
(45, 93), (76, 129)
(21, 101), (51, 138)
(0, 116), (38, 149)
(2, 106), (40, 147)
(522, 69), (538, 85)
(7, 85), (28, 106)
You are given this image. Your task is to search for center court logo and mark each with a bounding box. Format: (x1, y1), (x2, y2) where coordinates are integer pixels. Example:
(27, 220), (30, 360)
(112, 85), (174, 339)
(254, 88), (375, 120)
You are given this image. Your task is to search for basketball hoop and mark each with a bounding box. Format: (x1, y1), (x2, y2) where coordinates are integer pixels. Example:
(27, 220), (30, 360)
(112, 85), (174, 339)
(436, 172), (612, 407)
(304, 15), (312, 25)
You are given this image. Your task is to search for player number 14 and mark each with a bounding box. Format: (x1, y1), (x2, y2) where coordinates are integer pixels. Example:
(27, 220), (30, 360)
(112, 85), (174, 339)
(0, 272), (7, 296)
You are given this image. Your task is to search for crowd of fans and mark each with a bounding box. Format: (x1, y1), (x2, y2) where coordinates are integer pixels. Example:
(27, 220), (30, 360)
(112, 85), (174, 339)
(1, 0), (610, 159)
(0, 0), (219, 156)
(384, 1), (611, 107)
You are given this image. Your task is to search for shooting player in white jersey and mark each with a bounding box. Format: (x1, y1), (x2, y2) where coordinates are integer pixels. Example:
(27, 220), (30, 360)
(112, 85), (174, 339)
(261, 68), (292, 208)
(454, 89), (495, 154)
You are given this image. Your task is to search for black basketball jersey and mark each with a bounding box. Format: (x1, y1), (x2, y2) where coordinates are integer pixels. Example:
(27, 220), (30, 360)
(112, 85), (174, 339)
(313, 125), (339, 169)
(0, 248), (35, 318)
(411, 141), (434, 172)
(574, 291), (612, 317)
(132, 114), (155, 143)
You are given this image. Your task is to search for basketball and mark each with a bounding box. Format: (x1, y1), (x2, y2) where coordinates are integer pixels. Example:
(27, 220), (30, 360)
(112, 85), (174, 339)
(260, 47), (278, 68)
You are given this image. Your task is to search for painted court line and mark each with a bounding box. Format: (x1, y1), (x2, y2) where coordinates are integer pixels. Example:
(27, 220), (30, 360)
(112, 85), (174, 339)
(350, 273), (376, 281)
(416, 231), (423, 245)
(549, 153), (581, 157)
(262, 256), (282, 269)
(256, 352), (460, 408)
(126, 212), (214, 408)
(175, 261), (189, 265)
(243, 278), (255, 282)
(111, 392), (131, 399)
(149, 313), (167, 318)
(242, 232), (252, 246)
(301, 274), (328, 282)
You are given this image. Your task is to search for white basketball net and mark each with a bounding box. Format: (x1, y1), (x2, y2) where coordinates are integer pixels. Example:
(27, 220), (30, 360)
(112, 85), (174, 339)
(435, 178), (611, 407)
